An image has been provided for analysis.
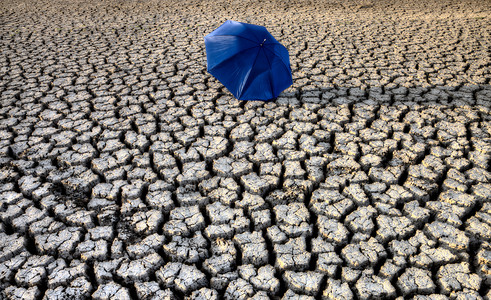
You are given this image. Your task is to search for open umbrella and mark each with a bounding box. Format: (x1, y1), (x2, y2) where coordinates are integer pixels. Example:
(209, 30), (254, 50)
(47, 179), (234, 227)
(204, 20), (293, 101)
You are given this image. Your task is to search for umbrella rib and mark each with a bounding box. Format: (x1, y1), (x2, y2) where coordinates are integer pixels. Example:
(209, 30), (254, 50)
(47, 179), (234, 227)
(237, 21), (263, 43)
(261, 47), (276, 99)
(262, 46), (291, 74)
(207, 45), (260, 73)
(238, 47), (263, 99)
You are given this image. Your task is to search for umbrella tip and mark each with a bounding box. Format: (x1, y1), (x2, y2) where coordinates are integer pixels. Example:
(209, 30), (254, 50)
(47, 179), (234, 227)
(260, 39), (266, 46)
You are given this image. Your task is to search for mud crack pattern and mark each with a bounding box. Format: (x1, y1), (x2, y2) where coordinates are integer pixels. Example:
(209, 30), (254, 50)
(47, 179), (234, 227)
(0, 0), (490, 299)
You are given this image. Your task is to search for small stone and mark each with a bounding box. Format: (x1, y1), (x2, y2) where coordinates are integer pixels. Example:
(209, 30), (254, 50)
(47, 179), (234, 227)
(397, 267), (436, 295)
(437, 263), (482, 294)
(283, 271), (324, 296)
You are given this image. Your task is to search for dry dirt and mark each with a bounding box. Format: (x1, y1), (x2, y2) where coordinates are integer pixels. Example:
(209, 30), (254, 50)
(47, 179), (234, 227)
(0, 0), (490, 299)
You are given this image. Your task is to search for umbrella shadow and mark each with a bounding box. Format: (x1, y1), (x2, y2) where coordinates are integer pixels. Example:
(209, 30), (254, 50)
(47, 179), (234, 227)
(276, 83), (490, 109)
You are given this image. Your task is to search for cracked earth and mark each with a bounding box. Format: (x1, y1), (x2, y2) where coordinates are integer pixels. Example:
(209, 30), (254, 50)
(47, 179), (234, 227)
(1, 0), (490, 299)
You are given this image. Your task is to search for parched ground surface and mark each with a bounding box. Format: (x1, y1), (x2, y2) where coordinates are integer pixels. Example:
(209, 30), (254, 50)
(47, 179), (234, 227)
(0, 0), (490, 299)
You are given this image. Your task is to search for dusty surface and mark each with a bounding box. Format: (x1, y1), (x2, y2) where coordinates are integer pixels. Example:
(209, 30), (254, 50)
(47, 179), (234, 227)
(0, 0), (490, 298)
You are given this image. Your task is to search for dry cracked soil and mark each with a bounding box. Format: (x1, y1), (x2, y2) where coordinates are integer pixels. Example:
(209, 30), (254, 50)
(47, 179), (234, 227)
(0, 0), (490, 299)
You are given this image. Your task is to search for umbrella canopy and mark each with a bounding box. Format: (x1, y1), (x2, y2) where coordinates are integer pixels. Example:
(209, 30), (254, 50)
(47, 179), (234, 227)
(204, 20), (293, 101)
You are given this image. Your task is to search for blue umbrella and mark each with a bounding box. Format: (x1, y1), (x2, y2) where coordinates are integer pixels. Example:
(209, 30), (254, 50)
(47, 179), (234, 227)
(204, 20), (293, 101)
